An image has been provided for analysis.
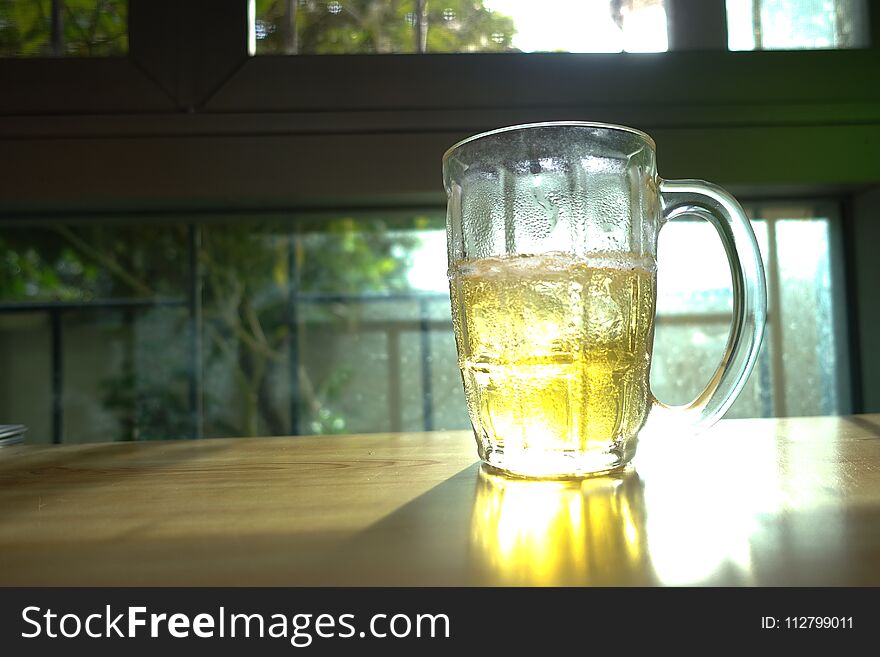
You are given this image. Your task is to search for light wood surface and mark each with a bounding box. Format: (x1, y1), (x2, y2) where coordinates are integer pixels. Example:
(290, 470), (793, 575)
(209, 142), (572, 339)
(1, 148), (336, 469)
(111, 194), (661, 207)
(1, 415), (879, 586)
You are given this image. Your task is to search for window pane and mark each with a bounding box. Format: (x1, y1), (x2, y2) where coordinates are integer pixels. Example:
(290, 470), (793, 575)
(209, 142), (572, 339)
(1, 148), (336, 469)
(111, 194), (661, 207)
(199, 217), (448, 439)
(0, 313), (51, 442)
(253, 0), (668, 55)
(0, 0), (127, 57)
(775, 214), (840, 415)
(726, 0), (868, 50)
(61, 306), (192, 443)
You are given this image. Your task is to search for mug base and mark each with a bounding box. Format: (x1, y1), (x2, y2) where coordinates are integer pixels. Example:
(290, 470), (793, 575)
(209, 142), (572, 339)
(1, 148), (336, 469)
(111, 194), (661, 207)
(478, 439), (637, 480)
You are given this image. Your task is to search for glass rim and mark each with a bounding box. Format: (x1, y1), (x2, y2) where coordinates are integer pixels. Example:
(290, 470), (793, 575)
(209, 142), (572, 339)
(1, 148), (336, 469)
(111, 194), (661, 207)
(442, 121), (657, 164)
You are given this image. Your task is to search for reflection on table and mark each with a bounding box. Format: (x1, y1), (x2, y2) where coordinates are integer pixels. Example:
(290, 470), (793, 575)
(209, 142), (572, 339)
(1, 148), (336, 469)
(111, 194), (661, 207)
(470, 467), (653, 586)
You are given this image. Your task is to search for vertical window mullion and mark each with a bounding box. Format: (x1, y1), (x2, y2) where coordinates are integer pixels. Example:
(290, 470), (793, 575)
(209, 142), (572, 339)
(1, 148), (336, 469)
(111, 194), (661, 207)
(666, 0), (729, 50)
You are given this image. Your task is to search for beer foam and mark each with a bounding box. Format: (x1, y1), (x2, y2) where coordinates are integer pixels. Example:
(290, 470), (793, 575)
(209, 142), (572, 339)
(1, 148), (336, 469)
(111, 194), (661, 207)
(449, 252), (657, 279)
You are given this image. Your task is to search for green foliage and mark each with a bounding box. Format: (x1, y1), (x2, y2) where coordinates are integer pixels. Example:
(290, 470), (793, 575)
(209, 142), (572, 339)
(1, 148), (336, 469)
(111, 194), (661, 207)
(0, 0), (127, 57)
(0, 224), (187, 300)
(255, 0), (516, 54)
(0, 236), (94, 300)
(0, 0), (47, 55)
(307, 366), (352, 434)
(297, 217), (417, 294)
(424, 1), (516, 52)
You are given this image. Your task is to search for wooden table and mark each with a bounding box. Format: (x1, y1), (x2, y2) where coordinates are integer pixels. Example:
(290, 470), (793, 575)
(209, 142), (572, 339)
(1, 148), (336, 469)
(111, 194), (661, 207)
(1, 415), (879, 586)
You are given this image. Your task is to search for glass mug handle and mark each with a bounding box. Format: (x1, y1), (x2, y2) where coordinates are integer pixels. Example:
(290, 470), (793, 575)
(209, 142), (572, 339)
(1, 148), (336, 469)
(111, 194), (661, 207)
(646, 179), (768, 434)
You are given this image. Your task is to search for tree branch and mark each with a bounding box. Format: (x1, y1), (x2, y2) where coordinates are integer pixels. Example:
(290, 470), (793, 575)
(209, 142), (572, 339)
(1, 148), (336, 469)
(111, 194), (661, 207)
(53, 226), (154, 297)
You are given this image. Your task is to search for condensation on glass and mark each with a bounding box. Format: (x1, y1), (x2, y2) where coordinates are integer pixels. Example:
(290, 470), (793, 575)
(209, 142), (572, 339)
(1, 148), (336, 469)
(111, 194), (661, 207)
(0, 203), (849, 445)
(726, 0), (869, 50)
(253, 0), (668, 55)
(0, 0), (128, 57)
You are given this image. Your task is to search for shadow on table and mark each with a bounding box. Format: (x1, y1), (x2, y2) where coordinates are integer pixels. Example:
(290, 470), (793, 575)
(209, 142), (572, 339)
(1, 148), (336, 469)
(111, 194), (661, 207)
(843, 415), (880, 438)
(0, 439), (237, 519)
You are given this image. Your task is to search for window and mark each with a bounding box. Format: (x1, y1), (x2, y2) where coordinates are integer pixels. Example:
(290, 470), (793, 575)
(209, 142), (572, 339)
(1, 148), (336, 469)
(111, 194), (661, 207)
(0, 215), (459, 443)
(0, 202), (849, 444)
(0, 2), (873, 440)
(253, 0), (875, 55)
(0, 0), (128, 57)
(253, 0), (669, 54)
(726, 0), (868, 50)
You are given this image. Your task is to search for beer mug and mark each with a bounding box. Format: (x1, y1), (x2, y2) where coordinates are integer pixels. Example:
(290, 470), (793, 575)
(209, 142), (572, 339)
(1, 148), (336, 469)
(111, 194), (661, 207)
(443, 122), (766, 478)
